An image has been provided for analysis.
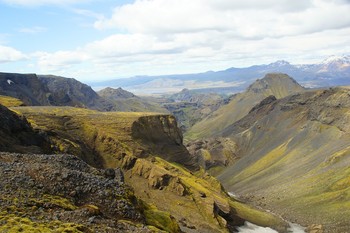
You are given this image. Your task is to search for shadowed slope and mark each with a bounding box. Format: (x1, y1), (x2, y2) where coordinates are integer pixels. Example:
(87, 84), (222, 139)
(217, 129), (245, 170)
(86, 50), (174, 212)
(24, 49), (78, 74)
(218, 87), (350, 232)
(185, 73), (305, 140)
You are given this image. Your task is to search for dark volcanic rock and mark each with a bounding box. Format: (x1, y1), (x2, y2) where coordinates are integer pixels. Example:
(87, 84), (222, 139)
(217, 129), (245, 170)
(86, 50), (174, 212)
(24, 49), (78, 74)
(0, 152), (148, 232)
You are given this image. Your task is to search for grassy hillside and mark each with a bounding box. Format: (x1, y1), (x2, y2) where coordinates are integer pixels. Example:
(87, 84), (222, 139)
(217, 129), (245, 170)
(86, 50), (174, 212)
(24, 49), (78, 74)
(217, 87), (350, 232)
(0, 95), (24, 107)
(9, 105), (287, 232)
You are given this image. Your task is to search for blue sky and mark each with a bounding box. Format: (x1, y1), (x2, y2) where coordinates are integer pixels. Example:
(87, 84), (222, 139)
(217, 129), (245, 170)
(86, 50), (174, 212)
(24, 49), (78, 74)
(0, 0), (350, 82)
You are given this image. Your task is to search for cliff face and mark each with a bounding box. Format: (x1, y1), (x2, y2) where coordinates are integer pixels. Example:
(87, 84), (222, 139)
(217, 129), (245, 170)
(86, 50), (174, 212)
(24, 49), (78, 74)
(217, 87), (350, 232)
(0, 72), (51, 106)
(131, 115), (199, 170)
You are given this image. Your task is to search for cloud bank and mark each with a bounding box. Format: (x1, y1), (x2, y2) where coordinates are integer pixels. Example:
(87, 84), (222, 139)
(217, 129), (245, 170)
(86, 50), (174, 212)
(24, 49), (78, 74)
(2, 0), (350, 80)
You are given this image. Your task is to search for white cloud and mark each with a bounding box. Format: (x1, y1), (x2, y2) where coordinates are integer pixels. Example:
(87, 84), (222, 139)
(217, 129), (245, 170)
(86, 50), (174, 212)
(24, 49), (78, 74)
(18, 26), (46, 34)
(0, 0), (89, 6)
(35, 50), (89, 72)
(0, 45), (27, 63)
(95, 0), (350, 38)
(27, 0), (350, 80)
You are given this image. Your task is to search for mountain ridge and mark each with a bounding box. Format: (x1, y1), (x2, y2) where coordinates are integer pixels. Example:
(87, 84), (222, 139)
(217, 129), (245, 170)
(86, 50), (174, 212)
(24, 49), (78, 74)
(89, 55), (350, 95)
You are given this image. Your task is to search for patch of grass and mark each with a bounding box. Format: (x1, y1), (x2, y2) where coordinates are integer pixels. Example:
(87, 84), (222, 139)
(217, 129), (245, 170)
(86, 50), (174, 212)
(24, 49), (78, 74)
(0, 212), (85, 233)
(140, 201), (180, 233)
(0, 95), (24, 107)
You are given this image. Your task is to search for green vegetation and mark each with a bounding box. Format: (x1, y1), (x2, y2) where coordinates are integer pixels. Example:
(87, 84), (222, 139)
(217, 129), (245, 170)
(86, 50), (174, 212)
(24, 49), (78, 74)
(140, 202), (180, 232)
(0, 213), (84, 233)
(9, 105), (287, 232)
(0, 95), (24, 107)
(0, 193), (84, 233)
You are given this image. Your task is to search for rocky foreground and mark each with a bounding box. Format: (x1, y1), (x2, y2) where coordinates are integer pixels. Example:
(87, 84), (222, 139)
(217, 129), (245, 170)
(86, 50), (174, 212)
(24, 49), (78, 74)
(0, 152), (162, 232)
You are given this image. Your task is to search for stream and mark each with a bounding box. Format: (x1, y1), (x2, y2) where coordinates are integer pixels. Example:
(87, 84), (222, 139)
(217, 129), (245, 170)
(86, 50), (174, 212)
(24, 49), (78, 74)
(237, 221), (305, 233)
(228, 192), (306, 233)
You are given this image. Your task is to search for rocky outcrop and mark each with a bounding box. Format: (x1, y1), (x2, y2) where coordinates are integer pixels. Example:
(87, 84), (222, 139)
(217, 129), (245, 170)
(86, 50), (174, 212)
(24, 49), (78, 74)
(132, 115), (199, 170)
(186, 137), (238, 170)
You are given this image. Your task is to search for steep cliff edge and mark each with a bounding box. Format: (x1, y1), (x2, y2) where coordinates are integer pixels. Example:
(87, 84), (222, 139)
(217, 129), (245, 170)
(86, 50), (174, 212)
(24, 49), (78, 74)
(132, 115), (199, 170)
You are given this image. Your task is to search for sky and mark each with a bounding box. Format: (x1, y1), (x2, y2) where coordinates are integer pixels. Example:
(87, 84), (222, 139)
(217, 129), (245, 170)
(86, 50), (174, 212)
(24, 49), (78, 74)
(0, 0), (350, 82)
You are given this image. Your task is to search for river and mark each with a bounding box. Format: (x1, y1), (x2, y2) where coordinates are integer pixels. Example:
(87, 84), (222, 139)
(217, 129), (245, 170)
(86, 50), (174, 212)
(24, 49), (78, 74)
(237, 221), (305, 233)
(228, 192), (306, 233)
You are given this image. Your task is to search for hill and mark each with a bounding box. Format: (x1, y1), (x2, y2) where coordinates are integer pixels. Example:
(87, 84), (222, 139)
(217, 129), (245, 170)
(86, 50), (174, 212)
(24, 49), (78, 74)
(185, 73), (305, 140)
(98, 87), (168, 113)
(216, 87), (350, 232)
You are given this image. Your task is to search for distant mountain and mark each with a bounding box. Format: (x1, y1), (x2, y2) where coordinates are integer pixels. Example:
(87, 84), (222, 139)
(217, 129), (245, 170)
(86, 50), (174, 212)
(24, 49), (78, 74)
(0, 72), (114, 111)
(89, 55), (350, 95)
(39, 75), (113, 111)
(0, 72), (51, 106)
(98, 87), (136, 99)
(97, 87), (168, 113)
(185, 73), (305, 140)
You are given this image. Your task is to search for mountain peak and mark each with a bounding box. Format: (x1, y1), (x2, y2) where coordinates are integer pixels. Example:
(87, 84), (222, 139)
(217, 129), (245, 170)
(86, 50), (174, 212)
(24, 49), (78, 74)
(318, 55), (350, 72)
(269, 60), (291, 66)
(247, 73), (304, 98)
(321, 55), (350, 64)
(98, 87), (136, 99)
